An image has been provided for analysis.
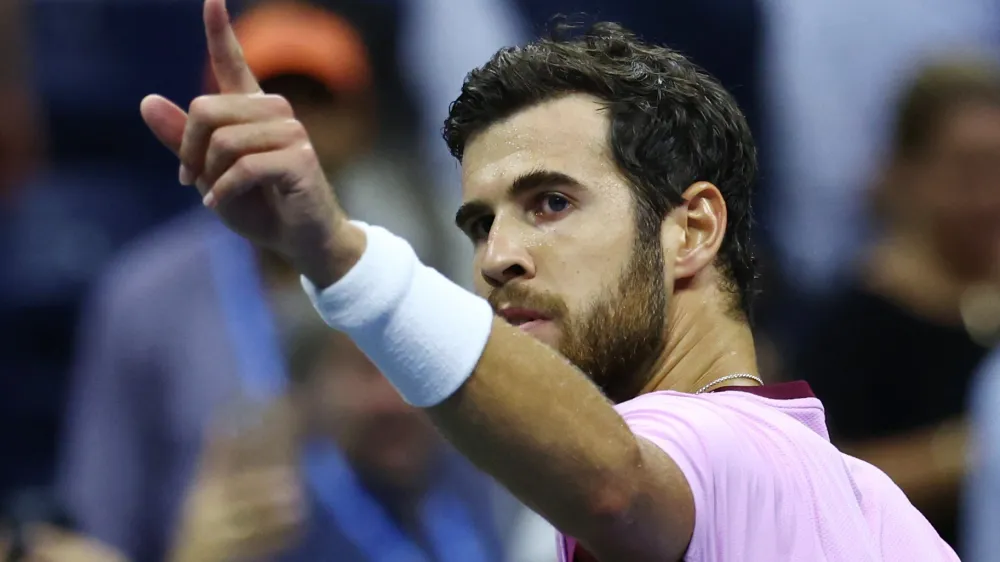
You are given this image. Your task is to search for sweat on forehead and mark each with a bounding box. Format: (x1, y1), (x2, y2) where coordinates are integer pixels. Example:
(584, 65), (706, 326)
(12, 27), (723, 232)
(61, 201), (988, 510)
(460, 95), (619, 195)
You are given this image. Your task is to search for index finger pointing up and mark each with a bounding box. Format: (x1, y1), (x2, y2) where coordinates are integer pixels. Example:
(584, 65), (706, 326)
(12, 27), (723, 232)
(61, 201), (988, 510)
(204, 0), (261, 94)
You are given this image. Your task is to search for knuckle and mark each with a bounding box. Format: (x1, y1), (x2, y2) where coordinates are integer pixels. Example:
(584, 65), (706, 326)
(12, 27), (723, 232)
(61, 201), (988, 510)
(285, 119), (308, 140)
(188, 95), (215, 118)
(295, 141), (315, 159)
(296, 143), (320, 170)
(263, 94), (294, 117)
(209, 127), (237, 157)
(232, 154), (256, 178)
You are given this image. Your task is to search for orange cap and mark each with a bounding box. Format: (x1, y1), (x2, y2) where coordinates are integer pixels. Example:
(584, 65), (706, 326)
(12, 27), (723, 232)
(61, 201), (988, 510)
(206, 0), (371, 95)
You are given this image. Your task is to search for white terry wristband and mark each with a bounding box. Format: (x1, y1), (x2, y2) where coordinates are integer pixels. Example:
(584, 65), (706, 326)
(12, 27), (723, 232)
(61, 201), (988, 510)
(300, 221), (495, 407)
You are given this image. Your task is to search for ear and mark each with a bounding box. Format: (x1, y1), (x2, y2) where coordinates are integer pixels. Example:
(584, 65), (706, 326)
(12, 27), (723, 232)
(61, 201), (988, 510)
(667, 181), (727, 280)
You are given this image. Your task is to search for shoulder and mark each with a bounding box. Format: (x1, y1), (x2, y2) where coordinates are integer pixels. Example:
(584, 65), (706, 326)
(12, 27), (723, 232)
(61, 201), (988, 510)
(615, 390), (823, 489)
(616, 391), (832, 557)
(91, 209), (219, 308)
(616, 390), (823, 447)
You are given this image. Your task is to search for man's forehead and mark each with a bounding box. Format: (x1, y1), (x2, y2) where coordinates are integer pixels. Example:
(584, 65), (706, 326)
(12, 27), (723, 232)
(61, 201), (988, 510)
(460, 95), (613, 199)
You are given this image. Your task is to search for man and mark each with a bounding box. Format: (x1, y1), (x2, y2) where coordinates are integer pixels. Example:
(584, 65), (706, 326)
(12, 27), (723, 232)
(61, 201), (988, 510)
(794, 60), (1000, 547)
(169, 328), (504, 562)
(761, 0), (1000, 299)
(61, 2), (503, 561)
(141, 0), (959, 559)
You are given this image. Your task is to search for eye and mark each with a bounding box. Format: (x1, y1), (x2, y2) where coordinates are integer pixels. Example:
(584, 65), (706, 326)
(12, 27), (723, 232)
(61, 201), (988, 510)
(467, 215), (495, 242)
(535, 193), (572, 217)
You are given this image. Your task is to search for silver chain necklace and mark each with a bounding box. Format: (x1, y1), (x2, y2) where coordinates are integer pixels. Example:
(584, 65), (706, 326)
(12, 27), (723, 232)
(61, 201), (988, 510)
(694, 373), (763, 395)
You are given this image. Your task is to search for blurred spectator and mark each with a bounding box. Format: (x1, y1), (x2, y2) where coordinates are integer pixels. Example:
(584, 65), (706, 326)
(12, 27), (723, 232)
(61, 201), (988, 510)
(58, 2), (504, 561)
(218, 0), (456, 273)
(794, 59), (1000, 547)
(0, 0), (42, 204)
(761, 0), (1000, 300)
(168, 394), (305, 562)
(964, 344), (1000, 561)
(167, 327), (505, 562)
(0, 0), (203, 498)
(396, 0), (528, 288)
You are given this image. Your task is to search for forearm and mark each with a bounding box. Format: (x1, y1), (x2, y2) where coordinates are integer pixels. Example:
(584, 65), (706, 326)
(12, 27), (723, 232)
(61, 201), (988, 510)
(302, 224), (689, 559)
(843, 418), (967, 510)
(430, 319), (687, 560)
(431, 319), (641, 532)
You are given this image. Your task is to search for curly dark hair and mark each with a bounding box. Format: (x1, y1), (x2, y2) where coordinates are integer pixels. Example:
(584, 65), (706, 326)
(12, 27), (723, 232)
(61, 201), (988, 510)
(444, 21), (758, 319)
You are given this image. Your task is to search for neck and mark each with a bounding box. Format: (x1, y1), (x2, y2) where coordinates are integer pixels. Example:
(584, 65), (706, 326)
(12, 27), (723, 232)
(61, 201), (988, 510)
(641, 283), (760, 395)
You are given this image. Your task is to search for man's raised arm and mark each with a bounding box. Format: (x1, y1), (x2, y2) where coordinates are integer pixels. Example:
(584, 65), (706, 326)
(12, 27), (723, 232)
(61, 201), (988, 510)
(433, 318), (696, 561)
(140, 2), (695, 559)
(299, 224), (695, 562)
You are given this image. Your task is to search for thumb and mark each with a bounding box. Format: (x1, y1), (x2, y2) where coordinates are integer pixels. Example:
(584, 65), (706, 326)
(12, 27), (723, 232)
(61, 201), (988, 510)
(140, 94), (187, 157)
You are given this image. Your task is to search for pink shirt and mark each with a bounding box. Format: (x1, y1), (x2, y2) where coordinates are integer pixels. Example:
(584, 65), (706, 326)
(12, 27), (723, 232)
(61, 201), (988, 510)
(559, 382), (958, 562)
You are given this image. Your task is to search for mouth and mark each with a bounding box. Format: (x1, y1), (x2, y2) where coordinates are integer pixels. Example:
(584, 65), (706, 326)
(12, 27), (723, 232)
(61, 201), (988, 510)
(497, 307), (552, 332)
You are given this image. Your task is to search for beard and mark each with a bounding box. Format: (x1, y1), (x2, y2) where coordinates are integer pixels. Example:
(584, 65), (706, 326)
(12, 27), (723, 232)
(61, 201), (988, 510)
(487, 236), (667, 403)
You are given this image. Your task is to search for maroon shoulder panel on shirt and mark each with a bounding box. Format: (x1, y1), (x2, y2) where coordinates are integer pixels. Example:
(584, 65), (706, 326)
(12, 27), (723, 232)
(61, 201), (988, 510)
(709, 380), (815, 400)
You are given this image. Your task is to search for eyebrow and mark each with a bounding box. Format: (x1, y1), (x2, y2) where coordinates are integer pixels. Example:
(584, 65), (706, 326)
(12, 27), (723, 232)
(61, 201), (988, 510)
(454, 169), (584, 229)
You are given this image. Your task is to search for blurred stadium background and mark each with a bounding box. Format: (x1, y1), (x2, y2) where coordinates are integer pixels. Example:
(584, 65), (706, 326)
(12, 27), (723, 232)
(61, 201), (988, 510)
(2, 0), (1000, 560)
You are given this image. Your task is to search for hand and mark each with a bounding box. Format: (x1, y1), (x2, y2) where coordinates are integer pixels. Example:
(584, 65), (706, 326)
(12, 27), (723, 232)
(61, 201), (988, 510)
(24, 526), (129, 562)
(0, 525), (127, 562)
(140, 0), (365, 288)
(171, 398), (306, 562)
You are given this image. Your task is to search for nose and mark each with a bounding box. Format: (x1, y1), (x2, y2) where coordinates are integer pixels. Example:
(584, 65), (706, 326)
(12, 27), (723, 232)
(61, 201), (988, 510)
(480, 219), (535, 288)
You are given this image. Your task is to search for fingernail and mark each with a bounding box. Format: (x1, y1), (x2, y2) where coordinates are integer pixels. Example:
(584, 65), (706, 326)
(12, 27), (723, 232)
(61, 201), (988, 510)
(203, 191), (217, 208)
(179, 165), (194, 186)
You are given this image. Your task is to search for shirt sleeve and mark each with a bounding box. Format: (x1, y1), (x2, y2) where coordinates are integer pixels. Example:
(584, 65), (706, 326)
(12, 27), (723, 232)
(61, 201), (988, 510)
(617, 394), (788, 562)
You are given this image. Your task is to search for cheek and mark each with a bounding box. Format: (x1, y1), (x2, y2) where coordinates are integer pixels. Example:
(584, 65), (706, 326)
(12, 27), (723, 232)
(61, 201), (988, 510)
(544, 231), (633, 294)
(556, 264), (623, 322)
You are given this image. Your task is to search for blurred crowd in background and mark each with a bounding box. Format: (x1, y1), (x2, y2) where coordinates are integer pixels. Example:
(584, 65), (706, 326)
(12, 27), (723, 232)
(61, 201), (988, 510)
(2, 0), (1000, 560)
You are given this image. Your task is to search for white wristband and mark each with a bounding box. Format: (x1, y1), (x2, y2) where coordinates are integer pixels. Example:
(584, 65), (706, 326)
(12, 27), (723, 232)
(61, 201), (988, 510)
(300, 221), (495, 407)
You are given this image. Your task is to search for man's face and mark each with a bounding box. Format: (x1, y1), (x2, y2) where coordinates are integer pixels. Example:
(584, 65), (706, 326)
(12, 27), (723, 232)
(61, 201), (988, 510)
(458, 94), (670, 400)
(905, 103), (1000, 279)
(306, 335), (436, 491)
